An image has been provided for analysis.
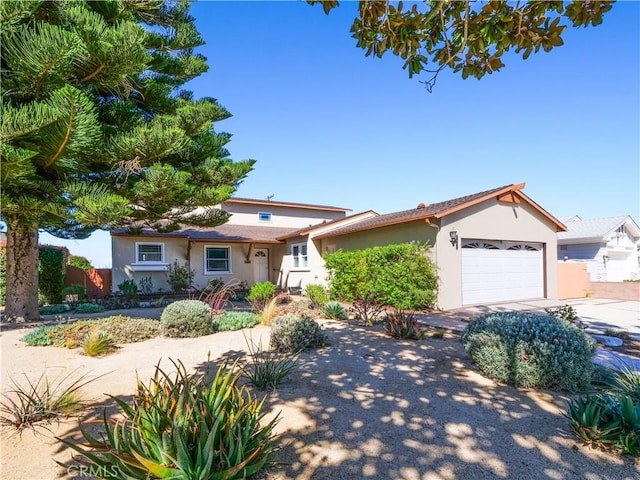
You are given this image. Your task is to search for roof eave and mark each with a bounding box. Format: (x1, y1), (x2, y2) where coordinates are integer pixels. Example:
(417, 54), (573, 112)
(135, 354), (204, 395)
(314, 213), (434, 240)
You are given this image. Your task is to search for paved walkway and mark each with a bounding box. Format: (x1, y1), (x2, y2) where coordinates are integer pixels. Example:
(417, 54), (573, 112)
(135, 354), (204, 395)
(417, 299), (640, 372)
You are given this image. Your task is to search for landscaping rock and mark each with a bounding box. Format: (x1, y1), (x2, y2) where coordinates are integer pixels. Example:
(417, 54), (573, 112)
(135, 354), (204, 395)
(591, 334), (623, 347)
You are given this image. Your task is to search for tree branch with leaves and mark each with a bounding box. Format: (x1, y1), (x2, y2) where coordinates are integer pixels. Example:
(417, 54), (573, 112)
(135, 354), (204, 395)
(310, 0), (614, 91)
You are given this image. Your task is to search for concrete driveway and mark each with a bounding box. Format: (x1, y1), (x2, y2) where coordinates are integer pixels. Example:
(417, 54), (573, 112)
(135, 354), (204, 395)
(564, 298), (640, 337)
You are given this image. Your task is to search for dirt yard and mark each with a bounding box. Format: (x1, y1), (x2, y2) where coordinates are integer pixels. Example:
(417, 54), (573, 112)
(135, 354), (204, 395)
(1, 316), (638, 480)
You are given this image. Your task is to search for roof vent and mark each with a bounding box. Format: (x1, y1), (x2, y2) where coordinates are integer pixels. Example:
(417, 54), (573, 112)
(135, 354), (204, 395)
(416, 203), (427, 209)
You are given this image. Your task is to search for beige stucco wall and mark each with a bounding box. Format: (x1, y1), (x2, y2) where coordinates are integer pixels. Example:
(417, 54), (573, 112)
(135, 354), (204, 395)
(224, 203), (345, 227)
(436, 199), (559, 310)
(112, 235), (286, 293)
(112, 236), (188, 292)
(273, 212), (381, 291)
(275, 237), (324, 291)
(188, 241), (283, 290)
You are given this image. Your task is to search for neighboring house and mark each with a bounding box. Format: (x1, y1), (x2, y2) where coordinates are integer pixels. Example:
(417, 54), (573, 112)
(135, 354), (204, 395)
(111, 183), (566, 310)
(557, 215), (640, 282)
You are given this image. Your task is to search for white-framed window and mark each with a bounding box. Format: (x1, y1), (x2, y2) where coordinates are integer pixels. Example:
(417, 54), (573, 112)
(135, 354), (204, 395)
(258, 212), (272, 222)
(204, 246), (231, 274)
(136, 242), (164, 263)
(292, 243), (308, 269)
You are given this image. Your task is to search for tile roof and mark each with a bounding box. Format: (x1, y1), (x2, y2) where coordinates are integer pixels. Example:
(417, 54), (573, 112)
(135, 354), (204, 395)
(314, 185), (521, 239)
(276, 210), (379, 240)
(112, 224), (299, 243)
(558, 216), (637, 242)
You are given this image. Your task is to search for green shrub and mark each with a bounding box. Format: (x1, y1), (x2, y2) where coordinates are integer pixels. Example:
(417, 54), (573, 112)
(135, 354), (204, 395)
(322, 301), (347, 320)
(38, 246), (68, 304)
(246, 281), (277, 312)
(61, 284), (87, 299)
(69, 255), (93, 270)
(567, 366), (640, 457)
(160, 300), (214, 337)
(304, 284), (329, 309)
(21, 327), (56, 346)
(60, 360), (279, 479)
(385, 311), (425, 340)
(207, 278), (225, 291)
(545, 304), (579, 324)
(324, 243), (437, 325)
(166, 260), (194, 292)
(39, 304), (69, 315)
(270, 314), (329, 353)
(117, 279), (138, 299)
(213, 311), (260, 331)
(74, 303), (106, 314)
(462, 312), (597, 391)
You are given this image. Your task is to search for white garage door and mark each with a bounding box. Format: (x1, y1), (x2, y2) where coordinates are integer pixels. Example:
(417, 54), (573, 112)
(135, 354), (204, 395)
(462, 240), (544, 305)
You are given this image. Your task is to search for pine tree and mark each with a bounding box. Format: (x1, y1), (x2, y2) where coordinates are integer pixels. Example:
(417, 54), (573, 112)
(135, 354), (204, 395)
(0, 1), (254, 321)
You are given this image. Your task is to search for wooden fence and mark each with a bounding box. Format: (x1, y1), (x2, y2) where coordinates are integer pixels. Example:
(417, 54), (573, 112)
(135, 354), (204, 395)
(66, 265), (112, 298)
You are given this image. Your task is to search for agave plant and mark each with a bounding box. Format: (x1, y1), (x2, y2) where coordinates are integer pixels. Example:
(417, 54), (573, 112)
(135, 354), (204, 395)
(59, 359), (280, 479)
(567, 366), (640, 457)
(322, 301), (347, 320)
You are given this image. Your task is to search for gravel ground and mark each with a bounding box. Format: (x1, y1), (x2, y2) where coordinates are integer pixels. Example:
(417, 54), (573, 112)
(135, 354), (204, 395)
(1, 318), (638, 480)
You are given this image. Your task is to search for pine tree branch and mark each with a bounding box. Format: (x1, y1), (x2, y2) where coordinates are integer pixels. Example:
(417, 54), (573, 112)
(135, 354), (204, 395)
(79, 64), (106, 83)
(44, 103), (75, 168)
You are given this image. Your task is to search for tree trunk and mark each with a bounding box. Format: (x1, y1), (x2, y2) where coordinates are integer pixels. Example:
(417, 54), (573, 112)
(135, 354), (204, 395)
(5, 229), (40, 322)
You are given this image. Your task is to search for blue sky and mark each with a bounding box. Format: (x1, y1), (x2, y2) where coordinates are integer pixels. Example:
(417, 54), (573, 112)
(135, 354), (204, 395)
(41, 1), (640, 267)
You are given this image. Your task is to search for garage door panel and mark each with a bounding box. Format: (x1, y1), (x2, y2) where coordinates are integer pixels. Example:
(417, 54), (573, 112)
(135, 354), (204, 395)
(462, 240), (543, 305)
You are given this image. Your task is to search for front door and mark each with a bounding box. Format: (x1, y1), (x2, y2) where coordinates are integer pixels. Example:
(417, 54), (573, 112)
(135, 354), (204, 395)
(253, 249), (269, 283)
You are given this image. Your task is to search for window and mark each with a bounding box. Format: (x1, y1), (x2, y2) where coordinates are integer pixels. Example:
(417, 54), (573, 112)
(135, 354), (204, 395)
(136, 243), (164, 263)
(205, 246), (231, 274)
(462, 242), (499, 250)
(258, 212), (272, 222)
(292, 243), (308, 269)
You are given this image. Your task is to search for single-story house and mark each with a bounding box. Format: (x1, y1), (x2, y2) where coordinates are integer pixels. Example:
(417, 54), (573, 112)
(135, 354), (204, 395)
(111, 183), (566, 310)
(557, 215), (640, 282)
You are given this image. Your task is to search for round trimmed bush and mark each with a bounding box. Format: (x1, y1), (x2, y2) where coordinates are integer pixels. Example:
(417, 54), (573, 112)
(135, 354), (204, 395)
(462, 312), (597, 391)
(160, 300), (214, 338)
(270, 314), (329, 353)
